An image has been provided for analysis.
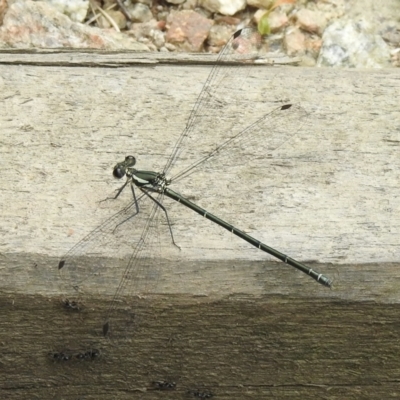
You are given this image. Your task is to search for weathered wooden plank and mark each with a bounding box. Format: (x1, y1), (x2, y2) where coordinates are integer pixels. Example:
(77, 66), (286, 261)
(0, 52), (400, 399)
(1, 57), (399, 299)
(0, 48), (299, 65)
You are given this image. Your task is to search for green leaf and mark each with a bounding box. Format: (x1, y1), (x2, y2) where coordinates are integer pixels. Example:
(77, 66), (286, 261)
(258, 12), (271, 36)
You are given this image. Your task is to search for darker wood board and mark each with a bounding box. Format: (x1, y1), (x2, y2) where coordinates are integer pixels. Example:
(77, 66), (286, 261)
(1, 289), (400, 400)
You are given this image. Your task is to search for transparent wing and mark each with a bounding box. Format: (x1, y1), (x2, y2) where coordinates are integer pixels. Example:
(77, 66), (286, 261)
(163, 27), (264, 178)
(58, 190), (165, 299)
(58, 186), (176, 338)
(171, 103), (309, 184)
(102, 192), (173, 339)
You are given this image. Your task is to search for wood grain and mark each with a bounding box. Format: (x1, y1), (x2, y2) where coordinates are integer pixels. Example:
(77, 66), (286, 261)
(0, 51), (399, 399)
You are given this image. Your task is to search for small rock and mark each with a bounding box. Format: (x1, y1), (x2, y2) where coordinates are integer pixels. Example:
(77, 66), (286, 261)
(151, 29), (166, 48)
(213, 15), (241, 26)
(317, 19), (391, 67)
(129, 19), (165, 48)
(98, 10), (127, 30)
(199, 0), (246, 17)
(304, 36), (323, 55)
(166, 10), (213, 52)
(129, 3), (153, 23)
(300, 53), (317, 67)
(310, 0), (346, 21)
(283, 27), (306, 55)
(292, 9), (327, 35)
(48, 0), (89, 23)
(382, 29), (400, 46)
(164, 42), (176, 51)
(182, 0), (199, 10)
(207, 24), (236, 50)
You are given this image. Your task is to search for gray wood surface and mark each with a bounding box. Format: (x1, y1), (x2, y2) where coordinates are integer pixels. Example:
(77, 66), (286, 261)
(1, 53), (400, 299)
(0, 51), (400, 399)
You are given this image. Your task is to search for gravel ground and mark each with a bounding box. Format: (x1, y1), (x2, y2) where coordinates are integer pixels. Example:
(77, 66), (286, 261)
(0, 0), (399, 66)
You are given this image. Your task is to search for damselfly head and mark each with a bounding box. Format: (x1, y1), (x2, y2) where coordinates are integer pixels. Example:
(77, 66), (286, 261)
(113, 155), (136, 179)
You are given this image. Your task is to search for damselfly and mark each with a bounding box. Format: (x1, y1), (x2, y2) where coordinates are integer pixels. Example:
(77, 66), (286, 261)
(59, 27), (332, 337)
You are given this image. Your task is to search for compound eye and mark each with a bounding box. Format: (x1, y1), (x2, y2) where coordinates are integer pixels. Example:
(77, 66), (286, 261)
(113, 167), (125, 179)
(125, 156), (136, 166)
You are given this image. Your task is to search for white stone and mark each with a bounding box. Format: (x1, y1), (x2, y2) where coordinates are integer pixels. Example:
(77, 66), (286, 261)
(199, 0), (246, 16)
(317, 19), (391, 68)
(47, 0), (89, 23)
